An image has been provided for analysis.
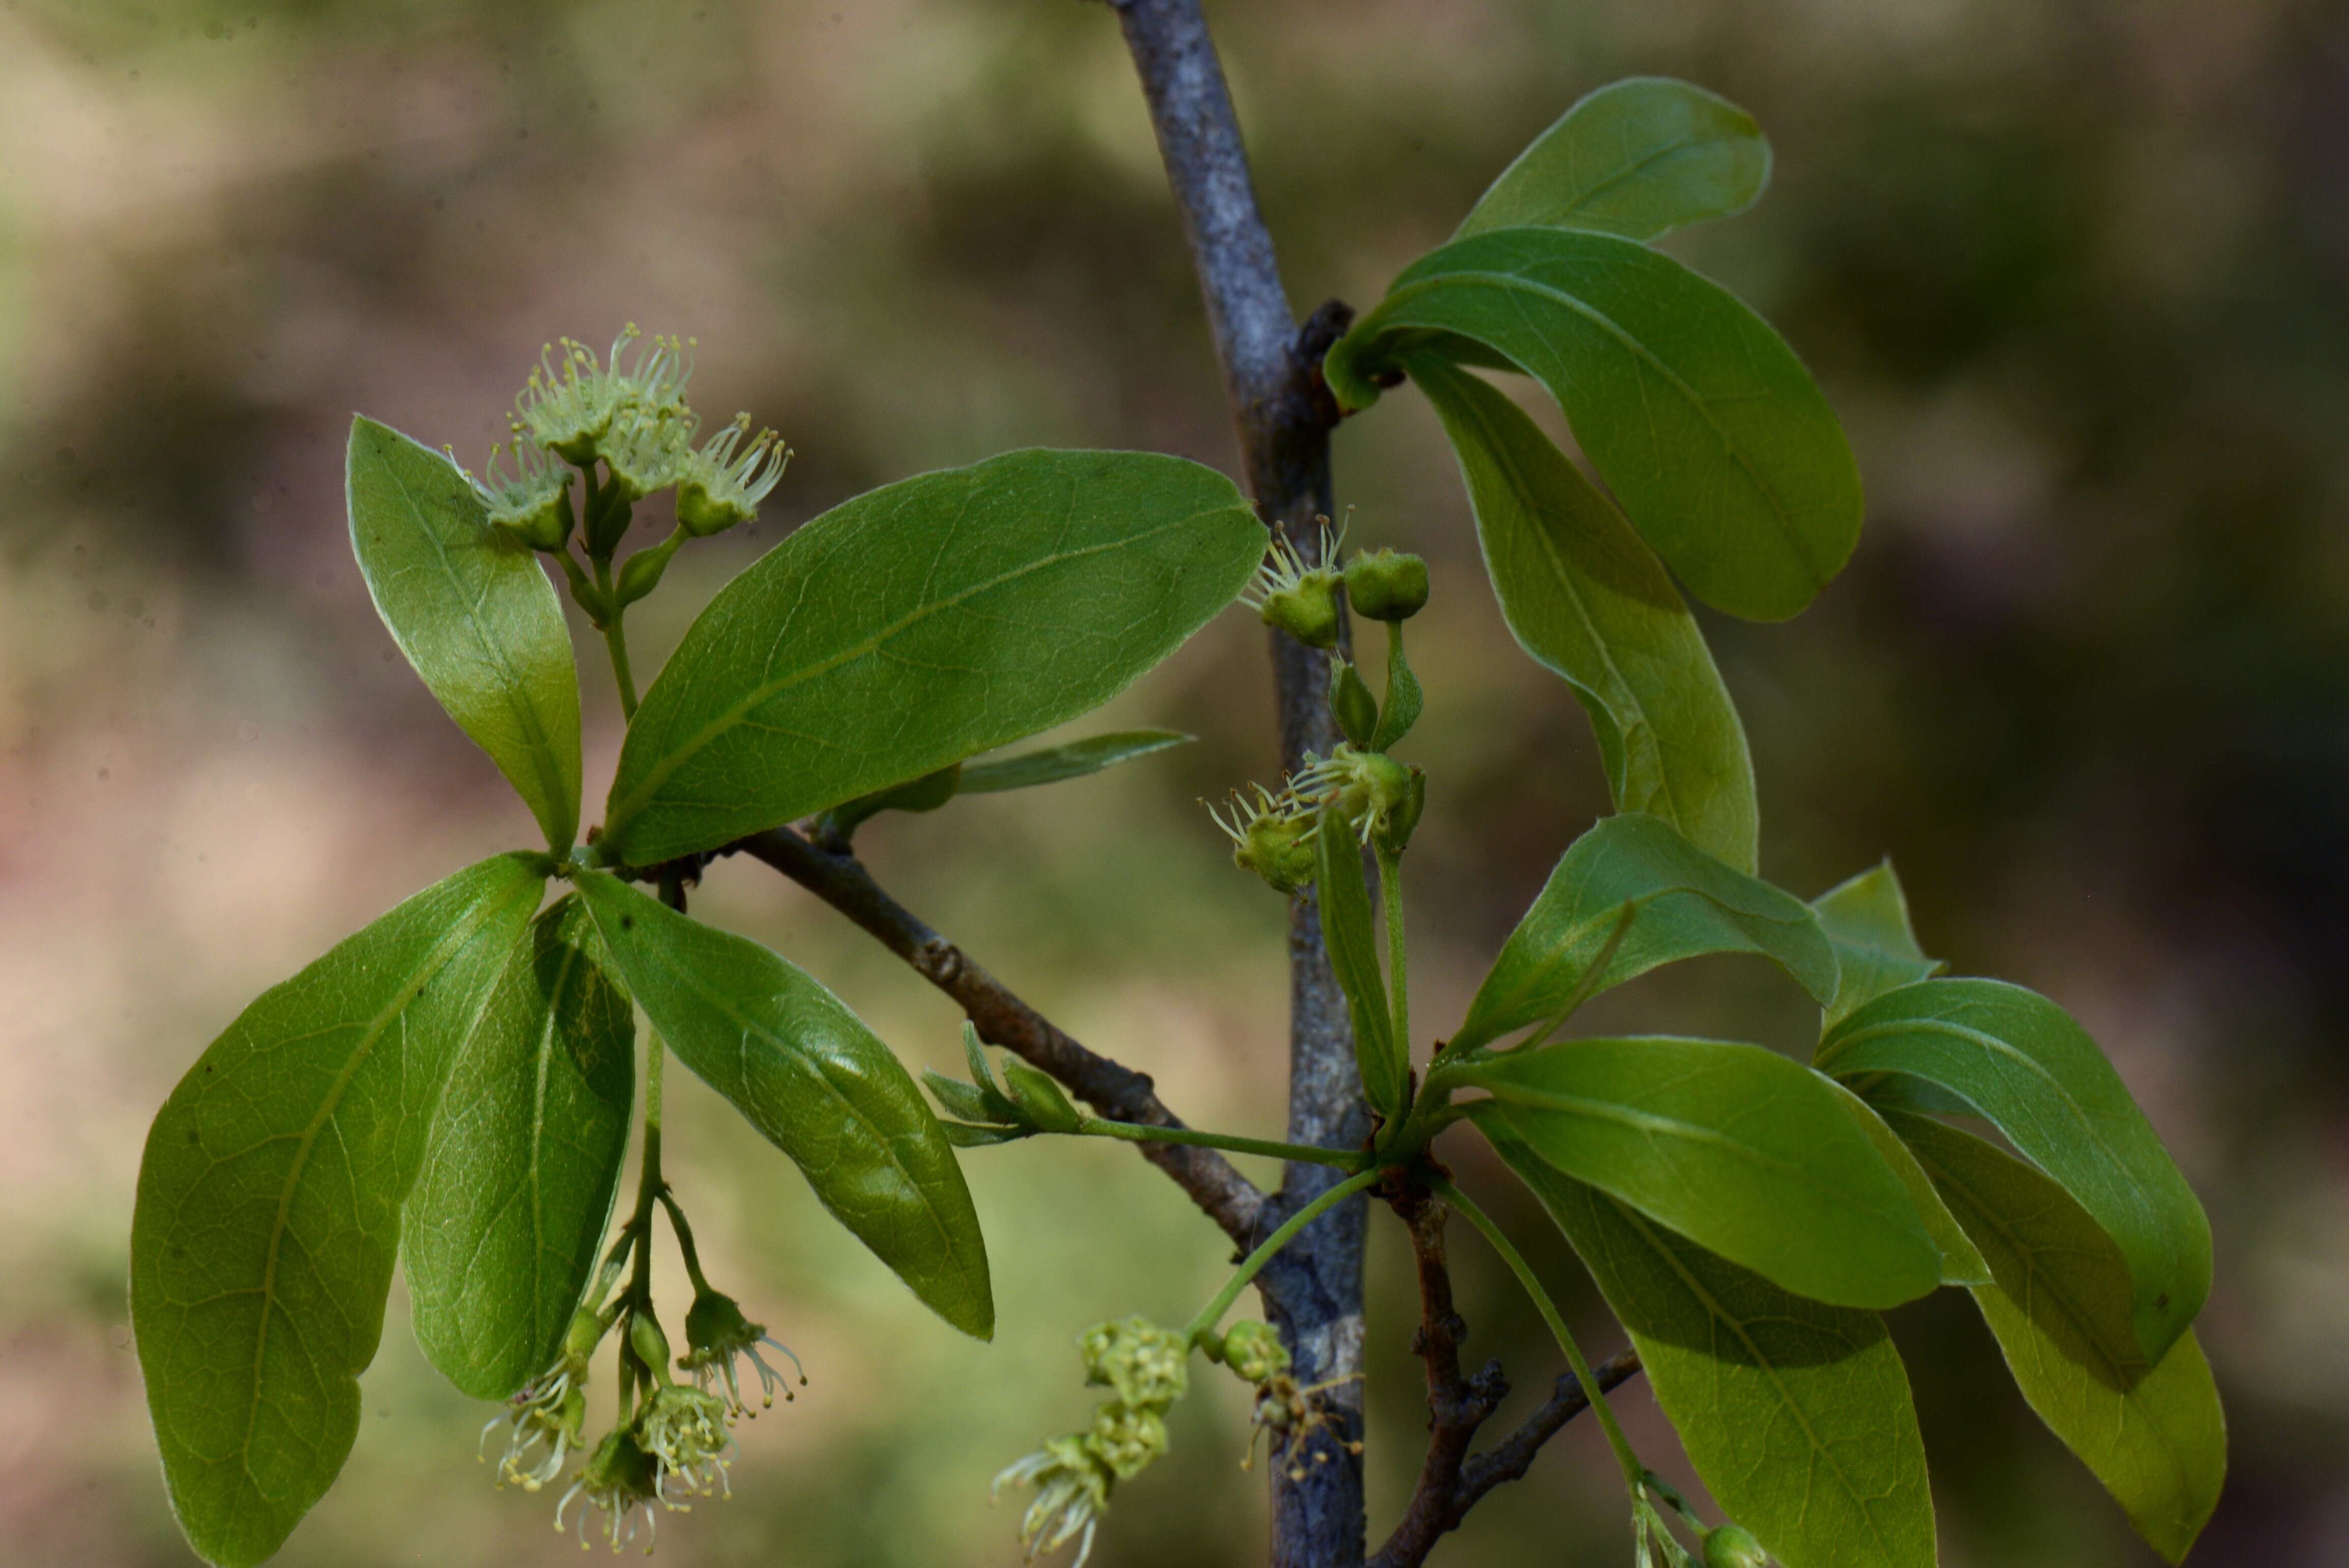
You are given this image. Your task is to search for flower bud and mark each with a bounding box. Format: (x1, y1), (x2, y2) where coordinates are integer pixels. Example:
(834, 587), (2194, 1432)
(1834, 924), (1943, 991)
(1087, 1403), (1169, 1480)
(1704, 1525), (1769, 1568)
(1344, 548), (1429, 621)
(1078, 1317), (1189, 1411)
(1218, 1320), (1290, 1383)
(628, 1312), (672, 1377)
(1330, 659), (1379, 748)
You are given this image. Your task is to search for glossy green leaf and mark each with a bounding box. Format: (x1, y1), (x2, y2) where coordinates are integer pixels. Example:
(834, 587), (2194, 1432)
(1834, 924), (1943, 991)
(1326, 229), (1863, 622)
(957, 730), (1192, 794)
(1893, 1114), (2225, 1562)
(1316, 811), (1404, 1120)
(1812, 862), (1943, 1027)
(1457, 77), (1771, 243)
(1453, 1036), (1940, 1307)
(604, 450), (1264, 864)
(403, 895), (634, 1400)
(1452, 813), (1834, 1053)
(1410, 357), (1756, 868)
(132, 853), (546, 1568)
(346, 417), (582, 851)
(1819, 979), (2211, 1362)
(572, 872), (992, 1339)
(1822, 1076), (1988, 1286)
(1480, 1117), (1936, 1568)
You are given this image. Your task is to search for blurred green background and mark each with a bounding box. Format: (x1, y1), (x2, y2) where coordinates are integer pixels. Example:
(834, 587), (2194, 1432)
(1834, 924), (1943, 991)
(2, 0), (2343, 1563)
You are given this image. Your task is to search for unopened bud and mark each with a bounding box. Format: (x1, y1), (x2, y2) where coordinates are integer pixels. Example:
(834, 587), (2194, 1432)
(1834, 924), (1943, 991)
(1704, 1524), (1769, 1568)
(1330, 660), (1379, 748)
(1344, 548), (1428, 621)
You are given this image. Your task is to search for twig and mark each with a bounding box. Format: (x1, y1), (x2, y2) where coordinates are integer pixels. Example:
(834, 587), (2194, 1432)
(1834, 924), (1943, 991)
(723, 824), (1265, 1245)
(1367, 1200), (1642, 1568)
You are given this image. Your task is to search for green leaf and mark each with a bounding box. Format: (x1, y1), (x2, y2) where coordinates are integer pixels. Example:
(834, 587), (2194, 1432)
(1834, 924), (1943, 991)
(1892, 1114), (2225, 1562)
(403, 895), (634, 1401)
(131, 853), (546, 1568)
(1452, 813), (1834, 1053)
(1315, 810), (1404, 1120)
(1480, 1117), (1936, 1568)
(1812, 862), (1943, 1027)
(1453, 1036), (1940, 1308)
(346, 417), (582, 851)
(571, 872), (993, 1339)
(1410, 357), (1756, 868)
(604, 450), (1264, 865)
(1819, 979), (2211, 1362)
(1822, 1077), (1988, 1286)
(1456, 77), (1771, 243)
(1327, 229), (1863, 622)
(957, 730), (1193, 794)
(1369, 627), (1423, 752)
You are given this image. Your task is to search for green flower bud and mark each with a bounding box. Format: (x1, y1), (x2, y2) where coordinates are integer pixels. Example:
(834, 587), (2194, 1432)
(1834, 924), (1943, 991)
(1209, 786), (1318, 894)
(1704, 1525), (1769, 1568)
(1078, 1317), (1189, 1411)
(1344, 548), (1429, 621)
(1219, 1320), (1290, 1383)
(1330, 659), (1379, 748)
(1085, 1402), (1169, 1480)
(628, 1311), (672, 1377)
(613, 530), (684, 608)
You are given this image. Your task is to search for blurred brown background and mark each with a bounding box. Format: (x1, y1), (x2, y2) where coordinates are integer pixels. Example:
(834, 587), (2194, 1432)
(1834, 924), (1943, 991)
(2, 0), (2343, 1563)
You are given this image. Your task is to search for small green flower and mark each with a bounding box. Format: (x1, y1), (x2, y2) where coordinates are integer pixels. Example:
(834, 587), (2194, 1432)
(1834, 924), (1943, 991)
(678, 1289), (806, 1418)
(1078, 1317), (1189, 1410)
(638, 1383), (735, 1501)
(992, 1435), (1112, 1567)
(1207, 785), (1317, 894)
(511, 325), (692, 467)
(674, 415), (790, 537)
(1241, 516), (1346, 649)
(554, 1428), (667, 1553)
(469, 437), (574, 551)
(600, 402), (698, 506)
(1289, 745), (1416, 848)
(481, 1308), (605, 1492)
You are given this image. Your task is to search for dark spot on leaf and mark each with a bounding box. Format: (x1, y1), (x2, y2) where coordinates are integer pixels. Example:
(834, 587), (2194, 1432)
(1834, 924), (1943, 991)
(2156, 1292), (2170, 1309)
(621, 916), (634, 930)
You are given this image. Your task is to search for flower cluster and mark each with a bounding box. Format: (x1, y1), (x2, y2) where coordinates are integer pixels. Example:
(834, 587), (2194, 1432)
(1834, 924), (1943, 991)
(1208, 743), (1426, 892)
(474, 326), (789, 566)
(993, 1318), (1190, 1566)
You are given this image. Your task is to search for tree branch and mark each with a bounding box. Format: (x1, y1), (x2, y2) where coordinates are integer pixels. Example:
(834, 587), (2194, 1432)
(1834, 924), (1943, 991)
(722, 824), (1264, 1244)
(1108, 4), (1366, 1562)
(1367, 1193), (1643, 1568)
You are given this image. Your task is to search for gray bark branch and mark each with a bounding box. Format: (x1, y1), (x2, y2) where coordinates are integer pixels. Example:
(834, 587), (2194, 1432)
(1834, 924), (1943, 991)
(1109, 3), (1368, 1564)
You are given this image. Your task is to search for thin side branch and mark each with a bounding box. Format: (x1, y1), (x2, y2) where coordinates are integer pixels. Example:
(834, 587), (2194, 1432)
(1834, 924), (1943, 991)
(724, 824), (1264, 1244)
(1368, 1193), (1644, 1568)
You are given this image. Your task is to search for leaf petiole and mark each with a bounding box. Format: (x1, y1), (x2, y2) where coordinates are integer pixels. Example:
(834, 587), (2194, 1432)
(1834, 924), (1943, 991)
(1183, 1166), (1387, 1348)
(1432, 1175), (1647, 1492)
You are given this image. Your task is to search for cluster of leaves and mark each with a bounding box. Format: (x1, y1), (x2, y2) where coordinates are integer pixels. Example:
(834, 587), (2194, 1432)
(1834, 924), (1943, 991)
(124, 67), (2223, 1568)
(1282, 77), (2223, 1567)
